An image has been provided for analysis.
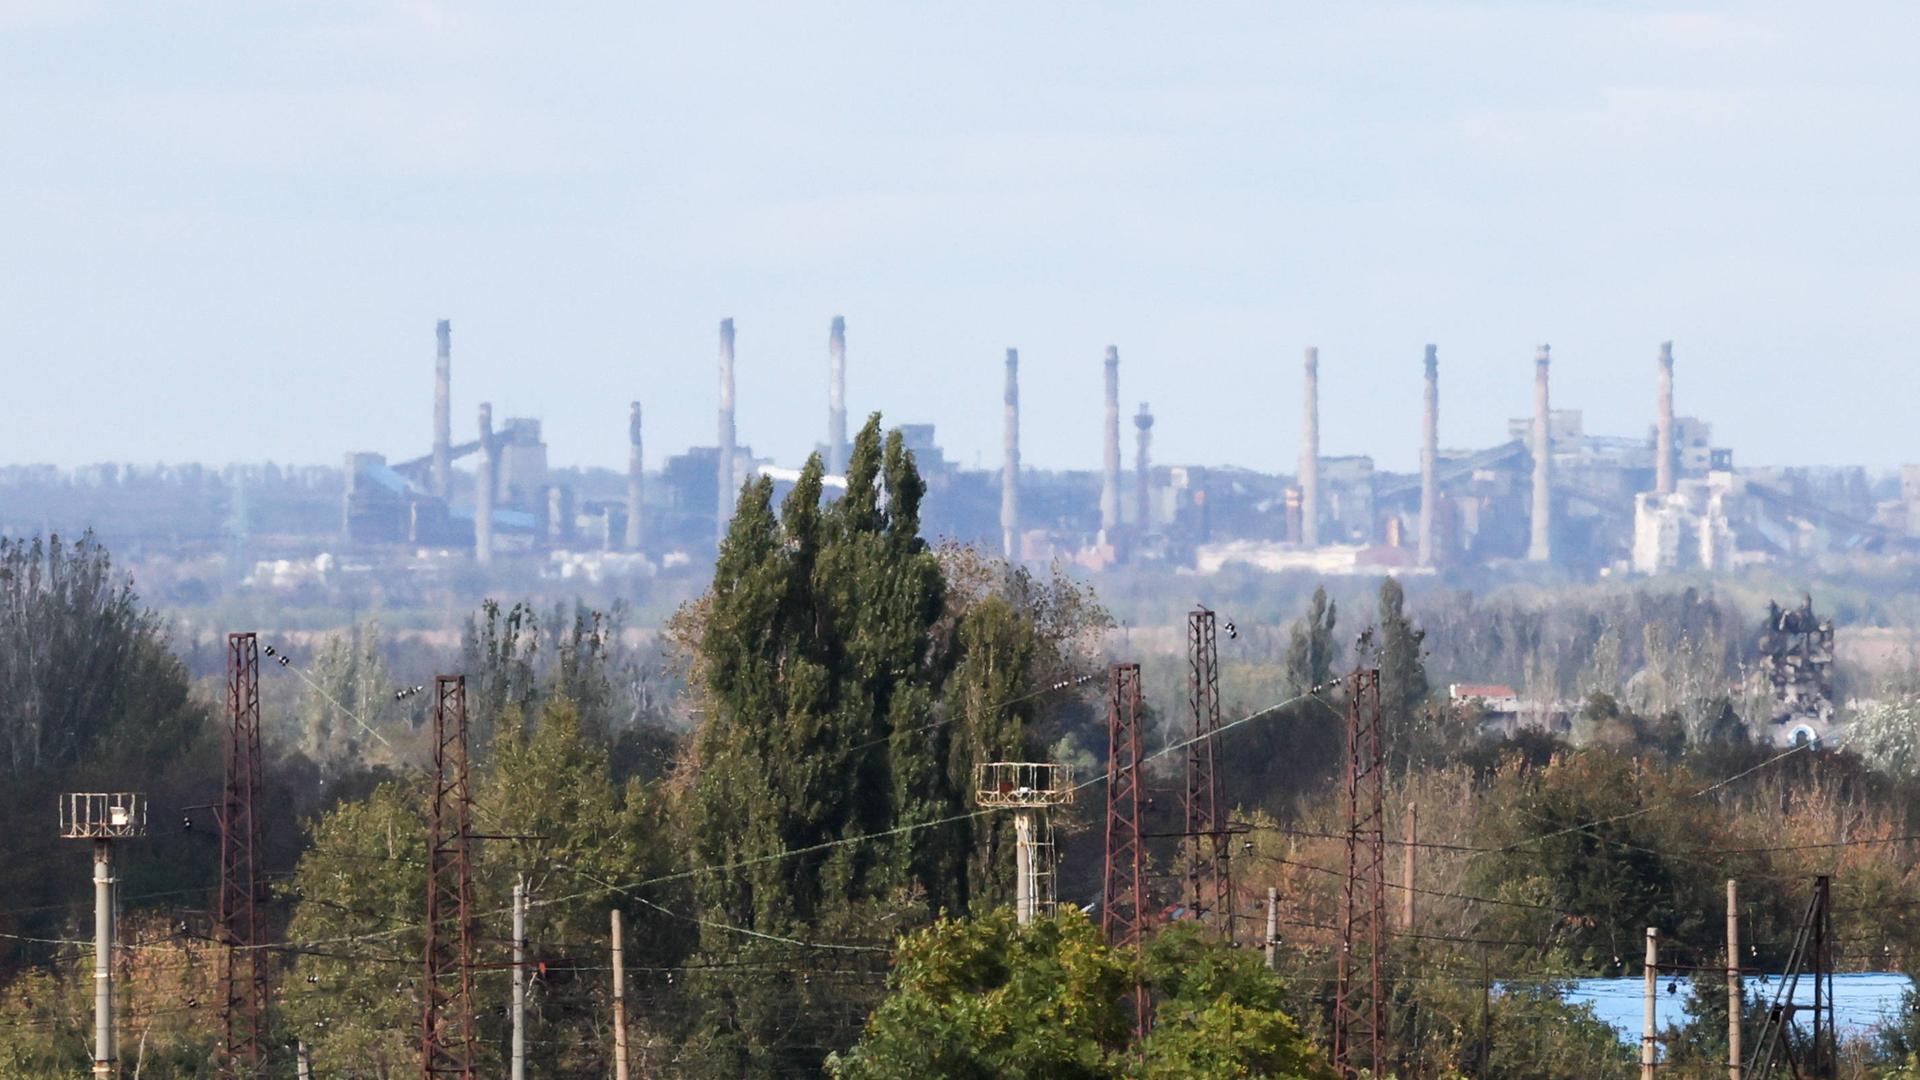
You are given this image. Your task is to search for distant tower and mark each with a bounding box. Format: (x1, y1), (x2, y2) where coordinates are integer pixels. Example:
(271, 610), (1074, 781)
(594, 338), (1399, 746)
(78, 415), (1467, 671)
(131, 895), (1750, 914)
(717, 318), (736, 547)
(1656, 341), (1676, 495)
(1133, 403), (1154, 534)
(1101, 347), (1122, 535)
(1528, 345), (1553, 563)
(1002, 349), (1021, 561)
(625, 402), (643, 552)
(828, 316), (848, 476)
(1418, 345), (1439, 567)
(432, 320), (452, 499)
(476, 403), (496, 567)
(1301, 347), (1322, 548)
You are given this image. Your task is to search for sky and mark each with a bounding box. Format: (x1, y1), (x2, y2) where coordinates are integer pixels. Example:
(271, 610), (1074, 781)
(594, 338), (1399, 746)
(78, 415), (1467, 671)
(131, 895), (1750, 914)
(2, 1), (1917, 476)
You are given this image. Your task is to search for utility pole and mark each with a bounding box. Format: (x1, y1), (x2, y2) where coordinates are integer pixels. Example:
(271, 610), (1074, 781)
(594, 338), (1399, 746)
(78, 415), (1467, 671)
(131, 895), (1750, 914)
(612, 909), (630, 1080)
(422, 676), (478, 1079)
(1265, 887), (1279, 971)
(1728, 879), (1742, 1080)
(296, 1043), (312, 1080)
(1643, 927), (1659, 1080)
(1401, 802), (1416, 932)
(1186, 607), (1232, 940)
(63, 793), (146, 1079)
(219, 632), (268, 1078)
(1333, 669), (1386, 1079)
(1102, 663), (1150, 1037)
(511, 877), (527, 1080)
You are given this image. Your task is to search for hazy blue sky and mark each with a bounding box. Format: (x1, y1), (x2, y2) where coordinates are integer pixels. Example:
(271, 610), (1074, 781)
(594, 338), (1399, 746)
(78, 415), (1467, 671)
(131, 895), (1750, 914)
(3, 2), (1917, 475)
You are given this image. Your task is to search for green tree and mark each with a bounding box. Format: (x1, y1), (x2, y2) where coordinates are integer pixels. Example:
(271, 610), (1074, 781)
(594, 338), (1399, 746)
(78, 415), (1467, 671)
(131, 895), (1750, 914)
(829, 911), (1334, 1080)
(1285, 586), (1339, 696)
(1376, 576), (1432, 769)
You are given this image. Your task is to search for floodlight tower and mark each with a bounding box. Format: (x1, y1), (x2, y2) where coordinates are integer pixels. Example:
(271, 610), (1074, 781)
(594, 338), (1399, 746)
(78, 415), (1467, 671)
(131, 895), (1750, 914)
(974, 762), (1074, 925)
(62, 792), (147, 1079)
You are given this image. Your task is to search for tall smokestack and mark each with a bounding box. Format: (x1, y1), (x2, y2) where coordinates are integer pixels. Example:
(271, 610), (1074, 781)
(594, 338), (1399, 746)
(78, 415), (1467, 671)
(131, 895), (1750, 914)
(1301, 347), (1321, 548)
(1528, 345), (1553, 563)
(1100, 346), (1121, 534)
(828, 316), (848, 476)
(475, 402), (495, 566)
(1655, 341), (1676, 495)
(1134, 403), (1154, 535)
(432, 319), (451, 498)
(1001, 349), (1020, 561)
(717, 318), (736, 547)
(1419, 344), (1438, 567)
(626, 401), (644, 552)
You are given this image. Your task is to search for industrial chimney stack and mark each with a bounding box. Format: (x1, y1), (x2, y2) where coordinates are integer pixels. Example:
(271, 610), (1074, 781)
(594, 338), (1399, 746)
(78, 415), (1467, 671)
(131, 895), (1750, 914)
(828, 316), (848, 476)
(432, 320), (452, 498)
(1419, 345), (1439, 567)
(1134, 403), (1154, 535)
(626, 402), (644, 552)
(476, 402), (495, 567)
(1300, 347), (1321, 548)
(1656, 341), (1676, 495)
(717, 318), (736, 547)
(1100, 347), (1121, 535)
(1527, 345), (1553, 563)
(1002, 349), (1020, 561)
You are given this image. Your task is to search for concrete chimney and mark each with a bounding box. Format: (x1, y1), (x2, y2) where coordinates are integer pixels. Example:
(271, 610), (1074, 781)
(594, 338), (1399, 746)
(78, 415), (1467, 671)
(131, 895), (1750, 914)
(1001, 349), (1020, 561)
(1133, 403), (1154, 535)
(626, 401), (644, 551)
(1300, 347), (1321, 548)
(828, 316), (848, 476)
(1655, 341), (1676, 495)
(476, 402), (495, 566)
(1418, 344), (1438, 567)
(1527, 345), (1553, 563)
(1101, 346), (1121, 534)
(432, 319), (451, 498)
(717, 318), (736, 547)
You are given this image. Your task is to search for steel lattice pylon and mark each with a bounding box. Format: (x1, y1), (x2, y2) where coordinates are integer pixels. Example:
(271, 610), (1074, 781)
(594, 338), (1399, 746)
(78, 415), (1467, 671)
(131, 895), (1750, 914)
(1333, 669), (1387, 1079)
(1749, 874), (1836, 1079)
(422, 676), (478, 1079)
(1185, 607), (1232, 940)
(1101, 662), (1150, 1037)
(219, 632), (269, 1077)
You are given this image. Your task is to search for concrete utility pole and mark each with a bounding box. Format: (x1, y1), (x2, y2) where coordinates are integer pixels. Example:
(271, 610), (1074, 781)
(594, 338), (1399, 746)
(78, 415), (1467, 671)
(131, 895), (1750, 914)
(1657, 341), (1677, 495)
(511, 877), (527, 1080)
(1727, 879), (1742, 1080)
(1419, 345), (1439, 567)
(626, 402), (644, 552)
(1301, 347), (1321, 548)
(1528, 345), (1554, 563)
(828, 316), (848, 476)
(296, 1042), (313, 1080)
(1265, 887), (1279, 971)
(61, 794), (145, 1080)
(1002, 349), (1020, 562)
(717, 317), (737, 547)
(1100, 346), (1122, 536)
(612, 909), (630, 1080)
(1642, 927), (1659, 1080)
(433, 319), (452, 499)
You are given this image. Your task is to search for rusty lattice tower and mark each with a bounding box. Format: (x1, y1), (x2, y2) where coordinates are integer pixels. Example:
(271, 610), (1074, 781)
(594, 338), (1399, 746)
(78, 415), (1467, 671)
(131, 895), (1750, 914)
(1185, 606), (1232, 939)
(1101, 662), (1150, 1037)
(219, 633), (269, 1077)
(1333, 669), (1386, 1078)
(422, 676), (478, 1079)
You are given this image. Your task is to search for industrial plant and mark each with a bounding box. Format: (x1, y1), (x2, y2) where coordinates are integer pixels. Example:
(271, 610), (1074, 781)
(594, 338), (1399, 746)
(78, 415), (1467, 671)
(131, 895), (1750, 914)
(7, 317), (1914, 593)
